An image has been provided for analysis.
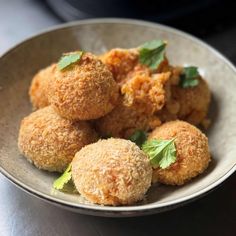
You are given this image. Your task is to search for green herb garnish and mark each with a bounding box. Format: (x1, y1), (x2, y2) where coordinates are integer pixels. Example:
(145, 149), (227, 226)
(129, 130), (147, 148)
(180, 66), (200, 88)
(58, 51), (83, 70)
(142, 138), (176, 169)
(53, 163), (72, 190)
(139, 39), (167, 70)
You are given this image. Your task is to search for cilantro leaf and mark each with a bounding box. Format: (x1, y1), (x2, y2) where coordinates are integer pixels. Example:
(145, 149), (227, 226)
(139, 40), (167, 70)
(53, 163), (72, 190)
(58, 51), (83, 70)
(142, 138), (176, 169)
(129, 130), (147, 148)
(180, 66), (200, 88)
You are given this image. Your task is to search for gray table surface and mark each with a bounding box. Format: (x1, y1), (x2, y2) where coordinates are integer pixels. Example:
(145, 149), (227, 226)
(0, 1), (235, 235)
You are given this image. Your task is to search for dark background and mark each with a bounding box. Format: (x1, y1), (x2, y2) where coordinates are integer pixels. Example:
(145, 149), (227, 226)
(44, 0), (236, 63)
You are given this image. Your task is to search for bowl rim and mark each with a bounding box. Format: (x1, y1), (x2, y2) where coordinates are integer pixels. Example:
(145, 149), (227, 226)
(1, 18), (236, 214)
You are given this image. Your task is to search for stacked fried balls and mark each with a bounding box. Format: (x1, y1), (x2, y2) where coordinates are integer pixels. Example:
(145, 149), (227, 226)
(18, 41), (211, 206)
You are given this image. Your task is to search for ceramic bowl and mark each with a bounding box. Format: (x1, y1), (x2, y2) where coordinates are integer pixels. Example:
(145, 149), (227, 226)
(0, 19), (236, 217)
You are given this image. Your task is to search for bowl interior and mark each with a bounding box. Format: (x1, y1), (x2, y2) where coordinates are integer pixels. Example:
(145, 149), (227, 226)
(0, 19), (236, 216)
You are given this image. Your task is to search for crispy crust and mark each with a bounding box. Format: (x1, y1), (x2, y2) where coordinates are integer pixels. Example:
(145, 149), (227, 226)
(95, 63), (172, 138)
(48, 52), (119, 120)
(95, 101), (161, 138)
(158, 67), (211, 125)
(29, 64), (56, 109)
(149, 120), (211, 185)
(99, 48), (139, 83)
(18, 106), (98, 172)
(172, 77), (211, 125)
(72, 138), (152, 205)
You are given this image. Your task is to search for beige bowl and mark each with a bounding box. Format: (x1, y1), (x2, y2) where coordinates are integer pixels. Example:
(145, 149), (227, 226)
(0, 18), (235, 217)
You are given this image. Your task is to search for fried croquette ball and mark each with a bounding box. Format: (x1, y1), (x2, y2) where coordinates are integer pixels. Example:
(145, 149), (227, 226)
(121, 66), (171, 115)
(149, 120), (211, 185)
(48, 52), (119, 120)
(18, 106), (98, 172)
(29, 64), (56, 109)
(100, 48), (139, 83)
(95, 102), (161, 138)
(72, 138), (152, 205)
(172, 77), (211, 125)
(158, 68), (211, 126)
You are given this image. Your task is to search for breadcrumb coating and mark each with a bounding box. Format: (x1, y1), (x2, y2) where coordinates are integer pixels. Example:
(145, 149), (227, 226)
(149, 120), (211, 185)
(100, 48), (170, 85)
(95, 101), (161, 138)
(95, 63), (171, 138)
(29, 64), (56, 109)
(172, 77), (211, 125)
(18, 106), (98, 172)
(48, 52), (119, 120)
(157, 67), (211, 125)
(99, 48), (139, 83)
(72, 138), (152, 205)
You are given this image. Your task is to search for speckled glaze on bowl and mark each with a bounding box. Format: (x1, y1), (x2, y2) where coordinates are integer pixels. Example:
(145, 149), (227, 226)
(0, 19), (236, 217)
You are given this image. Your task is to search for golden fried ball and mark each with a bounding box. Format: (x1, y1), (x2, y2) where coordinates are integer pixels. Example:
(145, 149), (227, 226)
(29, 64), (56, 109)
(72, 138), (152, 205)
(149, 120), (211, 185)
(158, 74), (211, 126)
(18, 106), (98, 172)
(95, 65), (171, 138)
(173, 78), (210, 125)
(99, 48), (139, 83)
(48, 52), (119, 120)
(95, 102), (161, 138)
